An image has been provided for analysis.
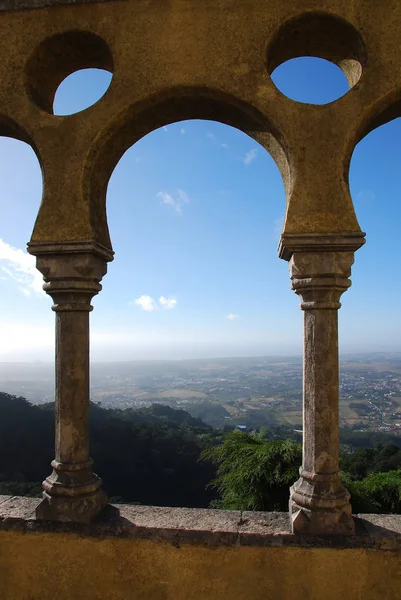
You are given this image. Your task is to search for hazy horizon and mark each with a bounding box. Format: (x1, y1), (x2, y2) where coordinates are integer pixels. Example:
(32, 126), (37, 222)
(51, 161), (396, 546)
(0, 348), (400, 365)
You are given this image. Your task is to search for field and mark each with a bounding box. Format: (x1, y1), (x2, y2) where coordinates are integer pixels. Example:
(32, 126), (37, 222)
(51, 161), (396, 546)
(391, 397), (401, 413)
(341, 361), (401, 375)
(156, 388), (207, 399)
(281, 409), (303, 426)
(339, 398), (359, 420)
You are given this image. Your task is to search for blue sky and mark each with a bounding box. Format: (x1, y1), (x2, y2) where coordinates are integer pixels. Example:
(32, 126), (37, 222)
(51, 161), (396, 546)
(0, 58), (400, 361)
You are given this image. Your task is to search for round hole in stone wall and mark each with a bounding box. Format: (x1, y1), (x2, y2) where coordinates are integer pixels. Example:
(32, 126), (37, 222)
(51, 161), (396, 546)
(53, 68), (112, 116)
(25, 31), (113, 114)
(271, 56), (349, 104)
(267, 12), (366, 104)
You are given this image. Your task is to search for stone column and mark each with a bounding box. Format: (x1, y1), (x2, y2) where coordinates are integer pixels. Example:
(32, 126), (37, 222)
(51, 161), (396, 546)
(279, 234), (364, 535)
(28, 242), (113, 523)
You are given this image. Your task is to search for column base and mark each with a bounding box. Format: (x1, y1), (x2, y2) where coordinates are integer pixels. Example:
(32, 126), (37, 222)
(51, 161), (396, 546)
(36, 459), (108, 523)
(36, 488), (108, 523)
(289, 476), (355, 535)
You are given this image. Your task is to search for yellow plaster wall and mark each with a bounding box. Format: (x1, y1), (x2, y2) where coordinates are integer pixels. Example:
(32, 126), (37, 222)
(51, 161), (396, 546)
(0, 529), (400, 600)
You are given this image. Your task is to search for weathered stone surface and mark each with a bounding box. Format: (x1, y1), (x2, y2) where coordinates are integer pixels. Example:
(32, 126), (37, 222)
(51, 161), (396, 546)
(118, 505), (241, 545)
(0, 0), (123, 11)
(239, 511), (291, 536)
(0, 496), (38, 519)
(36, 488), (108, 524)
(238, 511), (290, 546)
(119, 505), (241, 532)
(27, 245), (112, 523)
(1, 498), (401, 552)
(285, 243), (364, 535)
(357, 513), (401, 547)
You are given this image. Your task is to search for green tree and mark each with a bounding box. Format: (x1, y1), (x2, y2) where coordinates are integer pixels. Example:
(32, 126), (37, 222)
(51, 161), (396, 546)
(342, 469), (401, 513)
(201, 430), (301, 511)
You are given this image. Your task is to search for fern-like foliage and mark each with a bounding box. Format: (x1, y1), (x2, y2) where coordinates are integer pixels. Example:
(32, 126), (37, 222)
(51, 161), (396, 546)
(201, 430), (301, 511)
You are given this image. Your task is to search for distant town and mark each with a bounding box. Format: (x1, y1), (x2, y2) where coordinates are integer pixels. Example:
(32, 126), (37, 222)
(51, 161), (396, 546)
(0, 353), (401, 433)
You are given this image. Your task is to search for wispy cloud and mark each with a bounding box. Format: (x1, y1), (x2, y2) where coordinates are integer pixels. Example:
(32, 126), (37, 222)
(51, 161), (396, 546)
(273, 215), (284, 240)
(159, 296), (177, 309)
(0, 239), (44, 296)
(243, 148), (257, 165)
(157, 189), (189, 215)
(356, 189), (375, 203)
(180, 128), (185, 135)
(134, 295), (158, 312)
(207, 131), (229, 149)
(226, 313), (239, 320)
(163, 126), (168, 132)
(134, 295), (177, 312)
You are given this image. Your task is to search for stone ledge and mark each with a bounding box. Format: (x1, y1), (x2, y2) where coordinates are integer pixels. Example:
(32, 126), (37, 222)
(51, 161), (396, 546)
(0, 495), (401, 550)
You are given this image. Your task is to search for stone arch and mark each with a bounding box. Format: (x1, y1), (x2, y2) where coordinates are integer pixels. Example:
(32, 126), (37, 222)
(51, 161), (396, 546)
(0, 115), (43, 231)
(345, 99), (401, 350)
(84, 86), (291, 251)
(344, 90), (401, 203)
(0, 115), (40, 153)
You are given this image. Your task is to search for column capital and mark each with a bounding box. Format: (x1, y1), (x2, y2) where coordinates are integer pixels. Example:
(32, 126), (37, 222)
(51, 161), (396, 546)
(27, 240), (113, 311)
(289, 251), (355, 310)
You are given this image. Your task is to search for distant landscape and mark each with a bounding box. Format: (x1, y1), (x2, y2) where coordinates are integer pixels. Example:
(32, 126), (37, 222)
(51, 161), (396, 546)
(1, 352), (401, 434)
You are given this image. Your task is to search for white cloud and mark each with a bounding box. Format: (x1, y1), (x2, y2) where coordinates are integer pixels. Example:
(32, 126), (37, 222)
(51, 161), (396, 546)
(226, 313), (239, 320)
(163, 126), (168, 132)
(243, 148), (257, 165)
(0, 239), (44, 296)
(134, 295), (158, 312)
(157, 189), (190, 215)
(207, 132), (215, 140)
(159, 296), (177, 309)
(180, 128), (185, 135)
(134, 295), (177, 311)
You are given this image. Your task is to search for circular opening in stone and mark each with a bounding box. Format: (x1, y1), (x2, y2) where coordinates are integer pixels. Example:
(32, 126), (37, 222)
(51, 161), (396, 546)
(271, 56), (349, 104)
(25, 31), (113, 114)
(267, 12), (366, 104)
(53, 68), (113, 115)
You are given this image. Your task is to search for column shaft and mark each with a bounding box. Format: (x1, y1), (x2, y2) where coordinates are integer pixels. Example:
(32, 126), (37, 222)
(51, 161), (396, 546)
(55, 309), (90, 465)
(303, 308), (339, 478)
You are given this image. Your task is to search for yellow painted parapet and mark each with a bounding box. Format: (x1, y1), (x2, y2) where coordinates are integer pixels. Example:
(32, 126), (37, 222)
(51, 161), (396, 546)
(0, 497), (401, 600)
